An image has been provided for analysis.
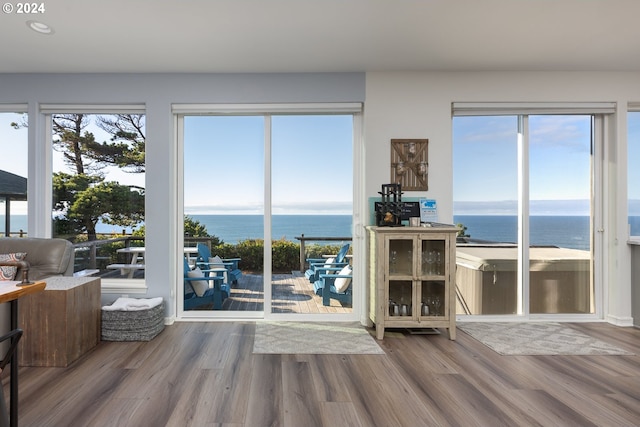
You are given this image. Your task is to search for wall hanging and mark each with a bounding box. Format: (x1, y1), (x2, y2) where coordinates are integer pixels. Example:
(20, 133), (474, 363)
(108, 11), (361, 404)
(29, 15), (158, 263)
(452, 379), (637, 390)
(390, 139), (428, 191)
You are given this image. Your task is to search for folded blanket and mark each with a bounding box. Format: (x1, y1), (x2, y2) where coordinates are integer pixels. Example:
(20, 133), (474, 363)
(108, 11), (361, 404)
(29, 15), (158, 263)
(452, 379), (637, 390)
(102, 296), (164, 311)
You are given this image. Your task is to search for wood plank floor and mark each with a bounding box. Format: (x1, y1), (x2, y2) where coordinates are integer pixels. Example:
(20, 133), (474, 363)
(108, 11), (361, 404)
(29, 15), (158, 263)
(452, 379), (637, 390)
(8, 322), (640, 427)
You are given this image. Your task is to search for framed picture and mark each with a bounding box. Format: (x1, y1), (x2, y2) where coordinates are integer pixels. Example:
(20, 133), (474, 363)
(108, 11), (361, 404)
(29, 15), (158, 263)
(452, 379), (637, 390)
(390, 139), (428, 191)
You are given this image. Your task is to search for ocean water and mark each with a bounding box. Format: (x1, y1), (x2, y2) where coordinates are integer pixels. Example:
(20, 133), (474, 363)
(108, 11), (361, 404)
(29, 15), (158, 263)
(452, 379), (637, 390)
(191, 214), (353, 244)
(0, 214), (353, 244)
(4, 214), (640, 249)
(454, 215), (595, 250)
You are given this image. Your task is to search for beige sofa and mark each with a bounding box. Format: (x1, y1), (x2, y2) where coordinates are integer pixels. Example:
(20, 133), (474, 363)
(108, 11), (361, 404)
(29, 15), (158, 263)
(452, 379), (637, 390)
(0, 237), (74, 281)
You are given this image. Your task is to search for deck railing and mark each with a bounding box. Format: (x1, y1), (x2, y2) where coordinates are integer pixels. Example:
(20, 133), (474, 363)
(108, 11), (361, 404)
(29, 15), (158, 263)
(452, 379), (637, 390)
(72, 236), (221, 273)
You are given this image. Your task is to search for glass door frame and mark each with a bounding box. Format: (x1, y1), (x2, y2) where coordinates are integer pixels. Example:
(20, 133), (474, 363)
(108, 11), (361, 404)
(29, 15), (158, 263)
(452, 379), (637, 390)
(519, 114), (603, 320)
(174, 103), (364, 321)
(452, 103), (612, 322)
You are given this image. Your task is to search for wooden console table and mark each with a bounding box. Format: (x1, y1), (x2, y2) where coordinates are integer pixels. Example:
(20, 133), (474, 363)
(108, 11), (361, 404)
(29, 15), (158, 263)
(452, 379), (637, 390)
(18, 276), (101, 367)
(0, 280), (46, 427)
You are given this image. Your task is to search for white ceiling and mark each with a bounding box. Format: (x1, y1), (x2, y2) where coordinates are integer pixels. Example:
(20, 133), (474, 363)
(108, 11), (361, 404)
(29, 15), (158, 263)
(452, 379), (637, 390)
(2, 0), (640, 73)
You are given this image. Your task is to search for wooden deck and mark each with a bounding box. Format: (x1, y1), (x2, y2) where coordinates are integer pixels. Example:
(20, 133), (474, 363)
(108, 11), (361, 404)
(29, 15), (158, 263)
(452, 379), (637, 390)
(100, 269), (352, 314)
(221, 271), (352, 314)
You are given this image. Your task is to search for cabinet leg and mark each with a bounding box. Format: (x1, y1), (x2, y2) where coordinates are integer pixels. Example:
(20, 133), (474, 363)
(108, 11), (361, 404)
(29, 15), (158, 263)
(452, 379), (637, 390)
(448, 326), (456, 340)
(376, 324), (384, 340)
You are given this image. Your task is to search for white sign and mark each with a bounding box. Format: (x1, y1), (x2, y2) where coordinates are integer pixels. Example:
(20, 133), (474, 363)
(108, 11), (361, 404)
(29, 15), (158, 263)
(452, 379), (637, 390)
(420, 199), (438, 223)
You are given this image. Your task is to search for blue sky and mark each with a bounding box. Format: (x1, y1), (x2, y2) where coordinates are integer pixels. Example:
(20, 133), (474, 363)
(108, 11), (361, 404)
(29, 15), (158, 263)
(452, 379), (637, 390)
(1, 112), (354, 216)
(3, 111), (640, 217)
(453, 114), (600, 215)
(183, 115), (353, 215)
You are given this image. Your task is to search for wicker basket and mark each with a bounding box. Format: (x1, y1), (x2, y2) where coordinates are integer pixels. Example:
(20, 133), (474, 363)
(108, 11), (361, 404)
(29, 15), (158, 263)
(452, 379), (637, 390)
(101, 300), (165, 341)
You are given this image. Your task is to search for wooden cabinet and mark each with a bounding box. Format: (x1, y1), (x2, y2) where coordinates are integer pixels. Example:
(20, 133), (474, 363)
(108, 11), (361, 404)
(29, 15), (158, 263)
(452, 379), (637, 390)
(367, 225), (458, 340)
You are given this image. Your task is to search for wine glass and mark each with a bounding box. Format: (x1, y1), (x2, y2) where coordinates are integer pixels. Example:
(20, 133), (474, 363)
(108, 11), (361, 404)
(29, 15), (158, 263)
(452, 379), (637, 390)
(424, 250), (435, 274)
(390, 250), (397, 273)
(433, 296), (442, 316)
(435, 250), (442, 275)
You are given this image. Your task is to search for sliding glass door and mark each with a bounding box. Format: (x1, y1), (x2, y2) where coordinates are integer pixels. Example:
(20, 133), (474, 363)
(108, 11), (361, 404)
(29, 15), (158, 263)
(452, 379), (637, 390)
(270, 115), (353, 315)
(454, 113), (597, 318)
(528, 115), (593, 314)
(183, 116), (265, 314)
(179, 108), (356, 318)
(453, 116), (519, 315)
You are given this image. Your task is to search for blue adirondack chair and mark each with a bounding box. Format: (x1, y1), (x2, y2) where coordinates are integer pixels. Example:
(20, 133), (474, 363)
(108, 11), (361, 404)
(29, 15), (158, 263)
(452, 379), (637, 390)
(196, 243), (242, 286)
(313, 264), (353, 306)
(183, 258), (230, 310)
(304, 243), (350, 283)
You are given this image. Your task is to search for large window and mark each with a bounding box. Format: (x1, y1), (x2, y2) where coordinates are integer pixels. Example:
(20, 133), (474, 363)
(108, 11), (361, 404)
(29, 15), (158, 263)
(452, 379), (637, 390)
(453, 107), (600, 318)
(0, 110), (28, 237)
(49, 113), (146, 279)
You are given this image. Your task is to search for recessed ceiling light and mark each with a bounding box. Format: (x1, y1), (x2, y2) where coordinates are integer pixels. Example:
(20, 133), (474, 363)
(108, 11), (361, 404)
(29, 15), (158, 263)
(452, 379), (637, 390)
(27, 20), (54, 35)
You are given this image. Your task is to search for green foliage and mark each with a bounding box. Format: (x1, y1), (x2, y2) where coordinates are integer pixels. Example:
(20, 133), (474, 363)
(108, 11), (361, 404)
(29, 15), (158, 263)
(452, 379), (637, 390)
(184, 216), (223, 246)
(305, 243), (349, 260)
(133, 215), (223, 246)
(95, 114), (146, 172)
(210, 238), (303, 273)
(70, 181), (145, 226)
(218, 239), (263, 272)
(272, 239), (300, 272)
(53, 172), (144, 240)
(456, 223), (470, 238)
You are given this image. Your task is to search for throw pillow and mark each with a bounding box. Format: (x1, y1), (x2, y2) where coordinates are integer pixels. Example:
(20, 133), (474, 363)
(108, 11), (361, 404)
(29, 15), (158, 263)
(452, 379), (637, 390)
(334, 264), (352, 293)
(0, 252), (27, 281)
(208, 255), (224, 268)
(208, 255), (229, 282)
(186, 267), (209, 297)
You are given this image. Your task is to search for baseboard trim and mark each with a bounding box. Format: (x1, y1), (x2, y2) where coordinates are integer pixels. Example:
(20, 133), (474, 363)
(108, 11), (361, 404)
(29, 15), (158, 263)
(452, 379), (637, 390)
(605, 314), (634, 327)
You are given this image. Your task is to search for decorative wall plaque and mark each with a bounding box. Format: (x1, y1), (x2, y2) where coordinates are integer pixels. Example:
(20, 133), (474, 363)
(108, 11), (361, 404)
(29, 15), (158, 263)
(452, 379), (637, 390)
(390, 139), (428, 191)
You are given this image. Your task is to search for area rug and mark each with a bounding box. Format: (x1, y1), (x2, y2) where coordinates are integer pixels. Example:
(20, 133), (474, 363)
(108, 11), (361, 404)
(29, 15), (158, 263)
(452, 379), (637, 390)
(458, 322), (634, 356)
(253, 321), (385, 355)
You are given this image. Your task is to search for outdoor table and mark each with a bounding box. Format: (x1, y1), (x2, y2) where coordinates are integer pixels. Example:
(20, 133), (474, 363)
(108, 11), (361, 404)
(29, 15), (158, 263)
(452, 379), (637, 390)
(107, 247), (146, 278)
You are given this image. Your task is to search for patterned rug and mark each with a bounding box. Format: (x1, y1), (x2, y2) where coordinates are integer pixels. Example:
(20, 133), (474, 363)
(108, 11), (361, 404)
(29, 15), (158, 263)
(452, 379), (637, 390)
(253, 321), (385, 354)
(458, 322), (634, 356)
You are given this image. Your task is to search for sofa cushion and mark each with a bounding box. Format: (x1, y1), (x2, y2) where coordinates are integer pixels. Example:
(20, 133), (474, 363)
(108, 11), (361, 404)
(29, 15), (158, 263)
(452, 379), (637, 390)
(0, 238), (74, 280)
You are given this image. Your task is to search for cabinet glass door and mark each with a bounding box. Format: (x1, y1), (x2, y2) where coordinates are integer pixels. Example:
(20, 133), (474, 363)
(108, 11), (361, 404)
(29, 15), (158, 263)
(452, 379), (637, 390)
(388, 238), (414, 276)
(387, 237), (415, 318)
(388, 280), (413, 318)
(419, 237), (447, 318)
(420, 281), (446, 318)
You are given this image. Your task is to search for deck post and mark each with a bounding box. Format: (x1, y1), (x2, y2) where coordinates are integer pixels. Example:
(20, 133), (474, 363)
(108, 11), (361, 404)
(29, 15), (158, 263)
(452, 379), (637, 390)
(299, 234), (306, 272)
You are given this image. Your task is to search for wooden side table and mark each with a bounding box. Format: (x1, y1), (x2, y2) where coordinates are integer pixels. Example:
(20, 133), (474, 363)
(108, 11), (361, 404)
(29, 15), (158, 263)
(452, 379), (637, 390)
(0, 280), (46, 427)
(18, 276), (101, 367)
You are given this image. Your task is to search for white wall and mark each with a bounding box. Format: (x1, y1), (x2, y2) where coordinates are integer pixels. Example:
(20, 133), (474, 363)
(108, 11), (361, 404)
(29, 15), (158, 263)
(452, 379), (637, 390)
(364, 71), (640, 325)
